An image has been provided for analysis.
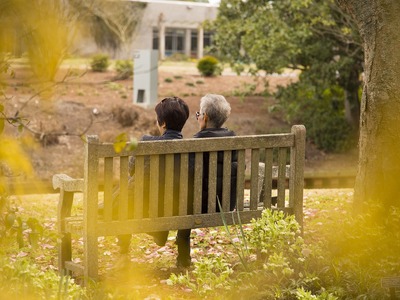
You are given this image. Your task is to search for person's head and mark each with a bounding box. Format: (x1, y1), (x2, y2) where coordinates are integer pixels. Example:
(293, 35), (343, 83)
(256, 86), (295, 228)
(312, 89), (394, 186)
(154, 96), (189, 133)
(197, 94), (231, 129)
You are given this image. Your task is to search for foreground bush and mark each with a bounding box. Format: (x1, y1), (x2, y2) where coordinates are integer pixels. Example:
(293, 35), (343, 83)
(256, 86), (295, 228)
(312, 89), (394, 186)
(169, 206), (397, 299)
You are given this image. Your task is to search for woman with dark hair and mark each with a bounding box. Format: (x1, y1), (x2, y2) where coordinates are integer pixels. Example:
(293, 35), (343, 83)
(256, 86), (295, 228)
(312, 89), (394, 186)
(176, 94), (237, 268)
(116, 96), (190, 256)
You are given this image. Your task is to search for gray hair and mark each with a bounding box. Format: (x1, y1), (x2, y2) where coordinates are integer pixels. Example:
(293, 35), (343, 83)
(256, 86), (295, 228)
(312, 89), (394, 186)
(200, 94), (231, 128)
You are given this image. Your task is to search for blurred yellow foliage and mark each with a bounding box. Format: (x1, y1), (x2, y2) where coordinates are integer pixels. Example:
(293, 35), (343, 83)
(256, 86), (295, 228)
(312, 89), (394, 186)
(0, 136), (33, 195)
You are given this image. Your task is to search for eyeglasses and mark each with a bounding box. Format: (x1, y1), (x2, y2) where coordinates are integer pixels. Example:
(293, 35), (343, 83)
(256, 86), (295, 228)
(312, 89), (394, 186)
(195, 111), (203, 120)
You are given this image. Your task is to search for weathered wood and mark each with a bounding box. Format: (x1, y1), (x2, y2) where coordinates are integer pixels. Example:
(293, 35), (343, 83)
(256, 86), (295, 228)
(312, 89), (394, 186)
(290, 125), (306, 228)
(53, 125), (306, 285)
(96, 134), (295, 158)
(52, 174), (83, 192)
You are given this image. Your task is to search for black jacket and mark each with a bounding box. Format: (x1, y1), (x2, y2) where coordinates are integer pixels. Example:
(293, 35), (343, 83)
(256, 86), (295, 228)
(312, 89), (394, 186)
(129, 129), (183, 176)
(190, 128), (238, 213)
(127, 129), (183, 217)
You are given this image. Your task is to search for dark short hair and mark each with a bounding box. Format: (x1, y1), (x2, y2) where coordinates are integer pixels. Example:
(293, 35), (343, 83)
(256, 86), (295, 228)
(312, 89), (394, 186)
(155, 96), (189, 131)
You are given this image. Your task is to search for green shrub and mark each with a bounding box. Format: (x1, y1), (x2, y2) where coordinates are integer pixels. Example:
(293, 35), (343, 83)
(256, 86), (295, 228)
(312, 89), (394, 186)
(114, 59), (133, 80)
(197, 55), (221, 77)
(275, 80), (357, 152)
(90, 54), (110, 72)
(112, 105), (139, 127)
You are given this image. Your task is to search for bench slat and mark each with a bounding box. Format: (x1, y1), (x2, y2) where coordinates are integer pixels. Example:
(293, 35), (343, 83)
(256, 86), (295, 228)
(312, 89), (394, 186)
(95, 209), (293, 236)
(103, 157), (114, 222)
(262, 148), (274, 208)
(250, 148), (260, 210)
(119, 156), (129, 220)
(96, 134), (295, 157)
(179, 153), (189, 215)
(134, 156), (145, 219)
(222, 150), (232, 212)
(193, 152), (203, 214)
(277, 147), (287, 208)
(236, 150), (246, 211)
(208, 151), (217, 213)
(149, 155), (160, 218)
(164, 154), (174, 217)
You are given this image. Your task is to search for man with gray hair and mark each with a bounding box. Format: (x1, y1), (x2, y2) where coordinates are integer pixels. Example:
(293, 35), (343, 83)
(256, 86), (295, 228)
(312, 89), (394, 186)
(176, 94), (237, 267)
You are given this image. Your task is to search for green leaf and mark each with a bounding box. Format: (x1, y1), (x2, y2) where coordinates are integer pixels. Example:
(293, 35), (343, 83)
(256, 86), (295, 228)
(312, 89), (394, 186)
(127, 137), (138, 151)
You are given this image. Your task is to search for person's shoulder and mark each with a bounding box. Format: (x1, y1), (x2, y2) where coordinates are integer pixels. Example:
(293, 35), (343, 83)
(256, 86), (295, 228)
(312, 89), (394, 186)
(142, 130), (183, 141)
(194, 128), (236, 138)
(141, 135), (162, 141)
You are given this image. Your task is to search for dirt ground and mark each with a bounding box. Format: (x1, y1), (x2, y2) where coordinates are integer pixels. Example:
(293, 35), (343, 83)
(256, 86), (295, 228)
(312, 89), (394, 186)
(4, 63), (358, 184)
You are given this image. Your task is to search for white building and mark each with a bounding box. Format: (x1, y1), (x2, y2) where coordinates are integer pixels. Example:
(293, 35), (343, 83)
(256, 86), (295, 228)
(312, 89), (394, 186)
(73, 0), (219, 59)
(130, 0), (218, 60)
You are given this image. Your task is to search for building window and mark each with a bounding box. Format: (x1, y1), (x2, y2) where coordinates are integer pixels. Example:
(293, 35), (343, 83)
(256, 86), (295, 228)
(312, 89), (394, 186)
(152, 28), (214, 58)
(191, 31), (198, 58)
(152, 28), (159, 50)
(165, 28), (185, 56)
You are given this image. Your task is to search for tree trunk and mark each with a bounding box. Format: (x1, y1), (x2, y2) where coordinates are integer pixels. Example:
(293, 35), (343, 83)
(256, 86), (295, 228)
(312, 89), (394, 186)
(337, 0), (400, 211)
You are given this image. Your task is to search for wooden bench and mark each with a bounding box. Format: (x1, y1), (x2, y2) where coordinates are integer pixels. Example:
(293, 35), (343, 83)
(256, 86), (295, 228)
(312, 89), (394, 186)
(52, 125), (306, 284)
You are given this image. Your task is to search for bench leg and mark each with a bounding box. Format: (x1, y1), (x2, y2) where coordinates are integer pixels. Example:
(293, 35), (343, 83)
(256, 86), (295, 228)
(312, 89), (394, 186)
(83, 233), (99, 285)
(57, 190), (73, 275)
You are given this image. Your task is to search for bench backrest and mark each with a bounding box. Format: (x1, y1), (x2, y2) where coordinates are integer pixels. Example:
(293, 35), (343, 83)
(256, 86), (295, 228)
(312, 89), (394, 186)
(83, 125), (305, 237)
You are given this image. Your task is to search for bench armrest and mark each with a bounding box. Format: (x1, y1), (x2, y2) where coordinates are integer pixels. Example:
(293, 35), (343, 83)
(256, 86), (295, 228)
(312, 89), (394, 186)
(53, 174), (84, 193)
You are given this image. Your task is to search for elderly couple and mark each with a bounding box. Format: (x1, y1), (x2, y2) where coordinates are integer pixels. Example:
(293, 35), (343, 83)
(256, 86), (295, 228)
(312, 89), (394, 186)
(118, 94), (236, 269)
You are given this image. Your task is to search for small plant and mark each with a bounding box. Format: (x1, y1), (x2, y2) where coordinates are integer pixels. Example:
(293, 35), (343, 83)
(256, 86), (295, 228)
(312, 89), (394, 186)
(246, 209), (303, 260)
(173, 75), (183, 80)
(197, 55), (221, 77)
(90, 54), (110, 72)
(114, 59), (133, 80)
(164, 78), (173, 83)
(0, 194), (44, 249)
(168, 255), (233, 295)
(107, 82), (123, 91)
(232, 82), (257, 100)
(185, 82), (195, 87)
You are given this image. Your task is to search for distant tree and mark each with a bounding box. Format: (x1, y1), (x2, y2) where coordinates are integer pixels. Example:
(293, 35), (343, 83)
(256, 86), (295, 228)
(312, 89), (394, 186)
(8, 0), (79, 82)
(211, 0), (363, 151)
(337, 0), (400, 211)
(68, 0), (146, 58)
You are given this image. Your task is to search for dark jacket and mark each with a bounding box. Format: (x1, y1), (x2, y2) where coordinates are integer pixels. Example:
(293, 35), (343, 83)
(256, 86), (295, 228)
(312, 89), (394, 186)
(127, 129), (183, 218)
(129, 129), (183, 176)
(190, 128), (237, 213)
